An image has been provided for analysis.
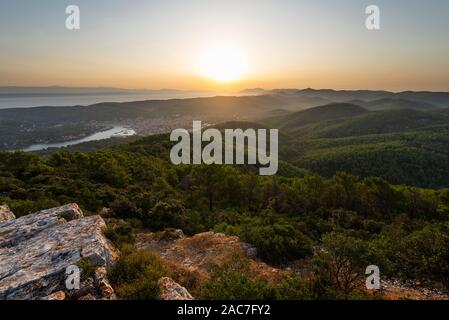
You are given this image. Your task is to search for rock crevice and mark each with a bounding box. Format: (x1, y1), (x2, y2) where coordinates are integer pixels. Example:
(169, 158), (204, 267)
(0, 204), (117, 300)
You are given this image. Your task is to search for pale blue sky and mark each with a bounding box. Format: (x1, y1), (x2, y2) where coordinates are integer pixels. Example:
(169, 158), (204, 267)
(1, 0), (448, 90)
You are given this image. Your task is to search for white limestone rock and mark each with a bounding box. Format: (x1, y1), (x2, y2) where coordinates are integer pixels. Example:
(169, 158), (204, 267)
(158, 277), (194, 300)
(0, 204), (117, 300)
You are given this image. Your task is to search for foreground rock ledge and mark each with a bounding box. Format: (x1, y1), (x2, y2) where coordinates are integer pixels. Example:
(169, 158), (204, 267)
(0, 204), (117, 300)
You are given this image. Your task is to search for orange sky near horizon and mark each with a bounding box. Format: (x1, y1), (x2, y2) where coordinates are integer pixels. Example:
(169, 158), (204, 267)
(1, 0), (449, 92)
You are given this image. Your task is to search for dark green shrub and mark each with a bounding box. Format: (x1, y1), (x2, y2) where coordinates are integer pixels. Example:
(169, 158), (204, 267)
(200, 255), (277, 300)
(275, 275), (312, 300)
(7, 198), (60, 218)
(144, 200), (185, 230)
(215, 214), (313, 265)
(389, 223), (449, 285)
(109, 244), (167, 300)
(103, 220), (135, 247)
(311, 232), (372, 297)
(110, 197), (140, 219)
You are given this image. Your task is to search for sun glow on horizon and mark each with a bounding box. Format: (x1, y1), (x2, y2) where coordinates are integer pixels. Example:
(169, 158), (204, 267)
(197, 44), (249, 83)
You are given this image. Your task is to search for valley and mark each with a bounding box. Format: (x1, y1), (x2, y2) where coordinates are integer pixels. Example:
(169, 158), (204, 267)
(2, 88), (449, 300)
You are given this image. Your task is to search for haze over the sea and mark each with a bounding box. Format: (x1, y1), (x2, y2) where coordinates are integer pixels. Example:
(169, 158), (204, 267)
(0, 87), (226, 109)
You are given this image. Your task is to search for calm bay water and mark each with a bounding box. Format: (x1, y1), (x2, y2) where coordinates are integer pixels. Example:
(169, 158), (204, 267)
(22, 126), (136, 152)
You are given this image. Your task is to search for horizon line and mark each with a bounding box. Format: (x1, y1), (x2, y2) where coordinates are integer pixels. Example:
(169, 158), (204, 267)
(1, 85), (449, 94)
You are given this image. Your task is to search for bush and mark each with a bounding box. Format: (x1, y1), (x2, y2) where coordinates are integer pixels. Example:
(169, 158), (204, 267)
(275, 275), (312, 300)
(6, 198), (60, 218)
(200, 255), (277, 300)
(389, 223), (449, 285)
(109, 244), (167, 300)
(110, 197), (140, 220)
(215, 213), (313, 264)
(144, 200), (185, 230)
(311, 232), (372, 296)
(103, 220), (135, 247)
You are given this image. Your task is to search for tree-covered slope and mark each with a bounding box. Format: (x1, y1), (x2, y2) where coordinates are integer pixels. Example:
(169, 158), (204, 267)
(265, 103), (367, 132)
(357, 98), (439, 111)
(291, 126), (449, 187)
(261, 105), (449, 187)
(312, 109), (449, 138)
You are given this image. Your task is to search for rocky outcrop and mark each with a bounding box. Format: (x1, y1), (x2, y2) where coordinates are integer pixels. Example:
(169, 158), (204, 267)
(379, 279), (449, 300)
(0, 204), (15, 223)
(158, 277), (194, 300)
(136, 230), (285, 285)
(0, 204), (117, 300)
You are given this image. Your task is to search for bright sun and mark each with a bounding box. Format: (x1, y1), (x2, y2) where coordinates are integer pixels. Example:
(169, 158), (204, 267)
(198, 45), (248, 83)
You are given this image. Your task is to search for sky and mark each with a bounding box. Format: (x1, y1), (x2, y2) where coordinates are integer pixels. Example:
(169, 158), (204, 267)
(0, 0), (449, 91)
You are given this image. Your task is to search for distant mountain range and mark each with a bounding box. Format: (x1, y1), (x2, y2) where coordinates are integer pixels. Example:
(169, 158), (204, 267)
(2, 87), (449, 108)
(242, 88), (449, 108)
(0, 86), (217, 97)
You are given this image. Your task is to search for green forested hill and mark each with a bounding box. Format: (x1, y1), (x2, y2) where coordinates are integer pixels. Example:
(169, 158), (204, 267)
(356, 98), (439, 111)
(261, 104), (449, 188)
(291, 128), (449, 187)
(313, 109), (449, 138)
(265, 103), (367, 132)
(22, 103), (449, 188)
